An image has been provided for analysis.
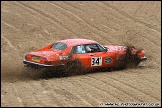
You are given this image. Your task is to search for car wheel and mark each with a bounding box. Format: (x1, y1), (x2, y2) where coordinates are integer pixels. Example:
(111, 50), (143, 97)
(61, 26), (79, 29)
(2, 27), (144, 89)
(124, 47), (141, 68)
(64, 59), (83, 76)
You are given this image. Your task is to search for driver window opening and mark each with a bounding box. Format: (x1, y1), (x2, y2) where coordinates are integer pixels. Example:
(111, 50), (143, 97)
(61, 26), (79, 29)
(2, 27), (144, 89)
(85, 44), (102, 53)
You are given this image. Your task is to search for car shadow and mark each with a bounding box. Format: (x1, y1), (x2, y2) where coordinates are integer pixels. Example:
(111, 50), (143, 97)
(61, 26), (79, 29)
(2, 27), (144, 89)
(29, 67), (128, 80)
(2, 65), (147, 82)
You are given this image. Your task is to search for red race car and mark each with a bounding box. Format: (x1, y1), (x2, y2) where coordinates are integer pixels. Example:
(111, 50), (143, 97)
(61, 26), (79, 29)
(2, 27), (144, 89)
(23, 39), (147, 72)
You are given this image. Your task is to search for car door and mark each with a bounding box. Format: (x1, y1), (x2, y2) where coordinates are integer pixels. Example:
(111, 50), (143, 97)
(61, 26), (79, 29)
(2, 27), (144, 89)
(70, 45), (92, 68)
(91, 51), (116, 69)
(85, 44), (115, 69)
(84, 44), (105, 69)
(70, 44), (115, 69)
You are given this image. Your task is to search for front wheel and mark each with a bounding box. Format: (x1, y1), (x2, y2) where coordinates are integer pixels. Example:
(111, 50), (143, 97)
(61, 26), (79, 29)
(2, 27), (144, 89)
(123, 47), (141, 68)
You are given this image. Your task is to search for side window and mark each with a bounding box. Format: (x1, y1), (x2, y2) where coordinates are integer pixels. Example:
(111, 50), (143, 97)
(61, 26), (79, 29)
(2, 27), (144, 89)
(85, 44), (101, 53)
(51, 42), (67, 50)
(76, 45), (86, 54)
(85, 44), (106, 53)
(70, 45), (86, 54)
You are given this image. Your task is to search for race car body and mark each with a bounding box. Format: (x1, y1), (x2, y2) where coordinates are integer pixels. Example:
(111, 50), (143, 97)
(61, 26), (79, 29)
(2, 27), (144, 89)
(23, 39), (147, 70)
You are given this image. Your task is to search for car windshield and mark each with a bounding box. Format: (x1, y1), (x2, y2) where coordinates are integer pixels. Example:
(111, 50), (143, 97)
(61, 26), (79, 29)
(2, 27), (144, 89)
(51, 42), (67, 50)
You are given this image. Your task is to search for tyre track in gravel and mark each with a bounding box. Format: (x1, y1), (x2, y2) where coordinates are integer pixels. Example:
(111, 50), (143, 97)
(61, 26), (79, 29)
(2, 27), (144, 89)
(41, 1), (92, 40)
(56, 81), (100, 106)
(45, 76), (120, 106)
(123, 68), (161, 86)
(108, 76), (161, 101)
(99, 1), (161, 39)
(82, 1), (122, 31)
(1, 35), (19, 51)
(46, 1), (93, 40)
(12, 82), (42, 107)
(13, 1), (75, 38)
(1, 83), (24, 107)
(65, 1), (120, 41)
(40, 81), (77, 106)
(2, 80), (65, 107)
(124, 30), (160, 48)
(48, 1), (116, 44)
(91, 1), (161, 53)
(100, 1), (160, 33)
(95, 2), (160, 49)
(39, 78), (93, 106)
(106, 2), (161, 49)
(98, 2), (160, 47)
(77, 74), (142, 102)
(2, 2), (55, 44)
(1, 82), (41, 107)
(28, 80), (64, 107)
(1, 21), (20, 32)
(86, 72), (160, 101)
(110, 76), (160, 101)
(16, 1), (98, 40)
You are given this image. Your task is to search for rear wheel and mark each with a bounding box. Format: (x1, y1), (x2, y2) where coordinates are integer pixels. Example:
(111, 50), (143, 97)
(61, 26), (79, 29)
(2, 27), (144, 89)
(64, 59), (84, 76)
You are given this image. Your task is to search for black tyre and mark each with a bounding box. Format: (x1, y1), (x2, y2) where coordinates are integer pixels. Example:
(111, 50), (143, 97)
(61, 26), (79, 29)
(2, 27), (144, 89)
(64, 59), (84, 76)
(124, 46), (141, 68)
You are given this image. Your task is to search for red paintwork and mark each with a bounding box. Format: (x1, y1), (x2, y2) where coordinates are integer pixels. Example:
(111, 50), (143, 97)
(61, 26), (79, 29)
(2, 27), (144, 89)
(24, 38), (146, 69)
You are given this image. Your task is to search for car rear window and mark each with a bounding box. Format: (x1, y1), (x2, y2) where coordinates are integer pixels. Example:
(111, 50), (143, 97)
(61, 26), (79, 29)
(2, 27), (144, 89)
(51, 42), (67, 50)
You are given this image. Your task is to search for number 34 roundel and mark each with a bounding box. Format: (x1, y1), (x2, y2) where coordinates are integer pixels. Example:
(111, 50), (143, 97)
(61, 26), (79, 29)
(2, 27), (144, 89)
(91, 57), (102, 66)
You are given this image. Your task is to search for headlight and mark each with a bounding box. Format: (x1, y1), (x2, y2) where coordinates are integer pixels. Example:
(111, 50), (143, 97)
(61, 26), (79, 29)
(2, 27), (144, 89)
(137, 50), (145, 58)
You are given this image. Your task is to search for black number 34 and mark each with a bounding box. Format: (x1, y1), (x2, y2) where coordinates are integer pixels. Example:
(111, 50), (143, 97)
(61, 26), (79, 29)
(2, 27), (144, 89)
(91, 57), (102, 66)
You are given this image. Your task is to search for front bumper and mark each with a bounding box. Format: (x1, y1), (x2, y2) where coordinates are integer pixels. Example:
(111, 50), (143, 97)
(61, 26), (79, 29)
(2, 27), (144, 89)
(140, 56), (147, 61)
(23, 60), (54, 67)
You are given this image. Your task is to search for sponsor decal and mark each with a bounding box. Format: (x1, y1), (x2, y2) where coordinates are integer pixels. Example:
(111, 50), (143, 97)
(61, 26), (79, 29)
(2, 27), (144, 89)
(59, 56), (68, 60)
(104, 58), (112, 64)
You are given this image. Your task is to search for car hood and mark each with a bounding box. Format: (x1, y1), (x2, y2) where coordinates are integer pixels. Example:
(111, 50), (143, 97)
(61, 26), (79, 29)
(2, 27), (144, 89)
(104, 45), (127, 53)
